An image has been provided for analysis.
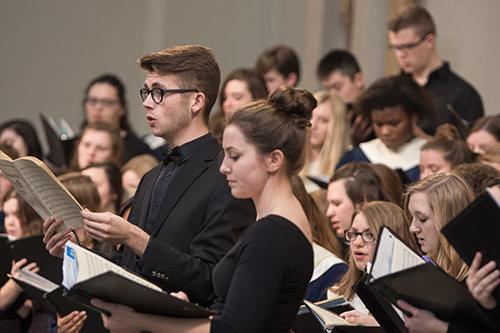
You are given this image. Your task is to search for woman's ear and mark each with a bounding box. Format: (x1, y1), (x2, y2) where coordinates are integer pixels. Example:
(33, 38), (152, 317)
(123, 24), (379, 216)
(264, 149), (285, 173)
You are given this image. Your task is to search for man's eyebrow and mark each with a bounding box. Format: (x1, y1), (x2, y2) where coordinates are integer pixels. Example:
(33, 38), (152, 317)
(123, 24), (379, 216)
(144, 82), (165, 88)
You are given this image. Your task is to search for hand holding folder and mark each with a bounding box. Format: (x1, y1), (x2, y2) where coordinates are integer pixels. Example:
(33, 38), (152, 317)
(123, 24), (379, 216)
(0, 149), (83, 233)
(466, 252), (499, 311)
(62, 241), (212, 318)
(442, 190), (500, 301)
(356, 226), (491, 333)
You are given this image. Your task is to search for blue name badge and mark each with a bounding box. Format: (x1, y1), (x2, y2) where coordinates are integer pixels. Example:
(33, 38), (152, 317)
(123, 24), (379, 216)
(66, 244), (76, 259)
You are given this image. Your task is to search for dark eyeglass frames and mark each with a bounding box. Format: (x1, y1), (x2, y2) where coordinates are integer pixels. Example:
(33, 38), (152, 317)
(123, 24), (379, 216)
(388, 32), (432, 51)
(140, 87), (199, 105)
(345, 229), (376, 243)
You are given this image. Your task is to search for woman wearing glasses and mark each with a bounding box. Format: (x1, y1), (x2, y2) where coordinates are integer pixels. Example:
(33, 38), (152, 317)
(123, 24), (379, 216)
(331, 201), (418, 326)
(81, 74), (155, 164)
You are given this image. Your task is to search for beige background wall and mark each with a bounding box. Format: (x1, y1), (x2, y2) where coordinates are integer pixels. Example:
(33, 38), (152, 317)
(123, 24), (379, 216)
(0, 0), (498, 151)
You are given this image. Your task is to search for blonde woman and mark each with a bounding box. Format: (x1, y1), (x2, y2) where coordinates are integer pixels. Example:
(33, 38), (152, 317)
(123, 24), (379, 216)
(302, 91), (350, 192)
(331, 201), (417, 326)
(399, 174), (475, 333)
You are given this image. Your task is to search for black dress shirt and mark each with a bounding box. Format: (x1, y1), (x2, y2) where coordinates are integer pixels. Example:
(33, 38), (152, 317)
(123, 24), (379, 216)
(145, 133), (212, 233)
(404, 62), (484, 132)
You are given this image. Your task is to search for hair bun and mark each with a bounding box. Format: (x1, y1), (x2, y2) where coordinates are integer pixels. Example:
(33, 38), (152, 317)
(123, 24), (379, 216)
(268, 87), (317, 129)
(435, 124), (462, 141)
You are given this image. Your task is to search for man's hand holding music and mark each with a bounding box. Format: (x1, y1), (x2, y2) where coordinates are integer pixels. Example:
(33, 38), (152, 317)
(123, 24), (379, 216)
(82, 209), (150, 256)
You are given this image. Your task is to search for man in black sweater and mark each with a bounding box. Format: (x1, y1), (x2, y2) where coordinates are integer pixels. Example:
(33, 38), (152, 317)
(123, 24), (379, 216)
(388, 4), (484, 131)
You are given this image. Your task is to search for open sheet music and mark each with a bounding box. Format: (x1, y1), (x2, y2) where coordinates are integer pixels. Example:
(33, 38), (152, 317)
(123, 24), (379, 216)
(370, 227), (425, 280)
(0, 149), (83, 230)
(63, 241), (161, 292)
(61, 241), (211, 318)
(304, 300), (352, 330)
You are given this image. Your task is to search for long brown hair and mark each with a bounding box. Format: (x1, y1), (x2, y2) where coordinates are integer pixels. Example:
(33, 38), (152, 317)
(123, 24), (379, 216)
(4, 190), (42, 238)
(334, 201), (417, 300)
(403, 174), (474, 281)
(291, 176), (342, 257)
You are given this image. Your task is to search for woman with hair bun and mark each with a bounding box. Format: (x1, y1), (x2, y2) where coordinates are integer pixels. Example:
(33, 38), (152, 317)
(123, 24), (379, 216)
(92, 87), (315, 333)
(419, 124), (476, 179)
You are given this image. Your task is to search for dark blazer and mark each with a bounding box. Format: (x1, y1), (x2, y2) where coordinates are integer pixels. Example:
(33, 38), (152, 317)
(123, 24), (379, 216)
(114, 135), (254, 306)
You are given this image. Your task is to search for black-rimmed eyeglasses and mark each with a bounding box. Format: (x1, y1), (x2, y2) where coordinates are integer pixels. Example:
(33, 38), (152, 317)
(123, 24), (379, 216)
(140, 87), (199, 104)
(345, 229), (376, 243)
(388, 32), (432, 51)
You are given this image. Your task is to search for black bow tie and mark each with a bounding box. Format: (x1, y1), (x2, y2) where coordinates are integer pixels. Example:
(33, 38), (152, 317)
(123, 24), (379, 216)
(162, 147), (183, 166)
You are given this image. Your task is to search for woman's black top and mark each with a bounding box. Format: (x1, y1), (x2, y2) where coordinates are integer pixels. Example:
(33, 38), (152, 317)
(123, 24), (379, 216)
(211, 214), (313, 333)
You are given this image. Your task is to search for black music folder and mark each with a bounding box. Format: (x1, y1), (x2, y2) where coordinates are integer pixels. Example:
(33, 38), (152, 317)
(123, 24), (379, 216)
(45, 286), (108, 333)
(63, 241), (212, 318)
(358, 227), (488, 331)
(292, 297), (354, 332)
(40, 113), (75, 168)
(441, 191), (500, 266)
(0, 235), (12, 285)
(441, 189), (500, 284)
(11, 268), (108, 333)
(369, 263), (485, 323)
(9, 235), (63, 284)
(297, 299), (383, 333)
(66, 271), (212, 318)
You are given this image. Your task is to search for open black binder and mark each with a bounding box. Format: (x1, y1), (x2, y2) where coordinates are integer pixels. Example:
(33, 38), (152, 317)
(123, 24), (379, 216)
(294, 298), (384, 333)
(66, 271), (212, 318)
(9, 235), (63, 284)
(45, 286), (108, 333)
(442, 190), (500, 300)
(0, 235), (12, 285)
(40, 113), (75, 168)
(357, 226), (490, 332)
(11, 271), (108, 333)
(292, 297), (354, 332)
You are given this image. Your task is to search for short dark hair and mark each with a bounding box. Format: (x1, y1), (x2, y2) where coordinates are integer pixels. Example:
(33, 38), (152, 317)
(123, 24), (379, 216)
(317, 49), (362, 81)
(82, 74), (133, 133)
(355, 75), (435, 121)
(255, 45), (300, 83)
(139, 45), (221, 123)
(0, 119), (43, 159)
(219, 68), (268, 109)
(388, 4), (436, 37)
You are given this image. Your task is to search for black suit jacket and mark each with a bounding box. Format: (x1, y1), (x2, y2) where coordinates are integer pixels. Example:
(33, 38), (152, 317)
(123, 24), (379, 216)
(114, 135), (254, 306)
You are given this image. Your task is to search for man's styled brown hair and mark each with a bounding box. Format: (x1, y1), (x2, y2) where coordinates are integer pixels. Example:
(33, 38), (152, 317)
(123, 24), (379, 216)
(388, 4), (436, 37)
(255, 45), (300, 84)
(139, 45), (221, 123)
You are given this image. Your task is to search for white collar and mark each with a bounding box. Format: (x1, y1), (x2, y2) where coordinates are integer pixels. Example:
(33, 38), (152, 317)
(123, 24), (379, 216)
(359, 137), (426, 171)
